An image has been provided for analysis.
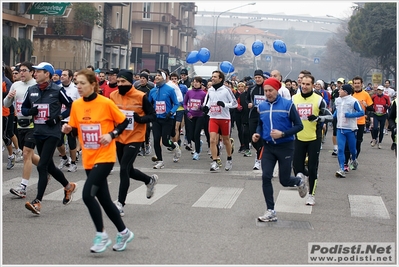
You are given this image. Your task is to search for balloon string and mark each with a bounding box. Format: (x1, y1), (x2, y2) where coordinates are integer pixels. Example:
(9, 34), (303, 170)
(255, 56), (258, 70)
(231, 55), (236, 65)
(283, 53), (293, 80)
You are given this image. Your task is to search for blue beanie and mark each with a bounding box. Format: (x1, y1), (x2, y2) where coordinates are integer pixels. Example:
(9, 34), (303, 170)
(55, 69), (62, 76)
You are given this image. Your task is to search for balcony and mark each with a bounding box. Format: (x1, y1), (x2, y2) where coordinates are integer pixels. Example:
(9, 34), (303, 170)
(131, 11), (178, 26)
(34, 21), (92, 40)
(105, 28), (129, 46)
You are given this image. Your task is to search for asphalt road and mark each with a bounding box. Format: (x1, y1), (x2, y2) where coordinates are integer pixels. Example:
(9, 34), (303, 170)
(2, 128), (397, 265)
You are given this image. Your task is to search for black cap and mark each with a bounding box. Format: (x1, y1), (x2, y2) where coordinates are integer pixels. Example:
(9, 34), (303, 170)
(106, 68), (119, 75)
(140, 72), (149, 80)
(254, 69), (264, 77)
(342, 84), (353, 95)
(117, 69), (133, 84)
(180, 69), (188, 75)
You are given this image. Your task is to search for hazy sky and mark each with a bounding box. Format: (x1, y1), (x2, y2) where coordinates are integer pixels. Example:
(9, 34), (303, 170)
(195, 1), (356, 19)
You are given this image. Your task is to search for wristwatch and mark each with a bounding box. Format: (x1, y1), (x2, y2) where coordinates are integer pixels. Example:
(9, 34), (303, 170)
(281, 132), (285, 138)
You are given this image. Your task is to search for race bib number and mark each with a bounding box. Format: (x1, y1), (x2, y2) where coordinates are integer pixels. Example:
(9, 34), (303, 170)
(254, 95), (266, 107)
(210, 103), (222, 114)
(188, 99), (201, 110)
(121, 109), (134, 130)
(33, 104), (49, 124)
(155, 101), (166, 114)
(297, 103), (313, 120)
(16, 100), (23, 116)
(375, 104), (384, 114)
(81, 124), (101, 149)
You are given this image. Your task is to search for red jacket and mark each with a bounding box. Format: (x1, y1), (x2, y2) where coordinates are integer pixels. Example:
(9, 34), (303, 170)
(372, 94), (390, 115)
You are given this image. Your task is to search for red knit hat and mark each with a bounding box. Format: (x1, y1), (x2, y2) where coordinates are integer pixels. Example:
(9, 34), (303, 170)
(263, 78), (281, 91)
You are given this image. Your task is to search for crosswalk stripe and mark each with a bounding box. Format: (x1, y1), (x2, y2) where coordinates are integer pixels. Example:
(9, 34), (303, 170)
(192, 187), (243, 209)
(275, 190), (312, 214)
(125, 184), (177, 205)
(44, 180), (86, 202)
(348, 195), (390, 219)
(3, 177), (38, 196)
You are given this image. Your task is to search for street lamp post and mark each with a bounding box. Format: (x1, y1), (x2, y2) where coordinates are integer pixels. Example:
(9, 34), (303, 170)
(230, 19), (263, 40)
(213, 2), (256, 61)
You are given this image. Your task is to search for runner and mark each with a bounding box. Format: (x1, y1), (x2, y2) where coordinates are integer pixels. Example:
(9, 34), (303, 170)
(62, 69), (134, 253)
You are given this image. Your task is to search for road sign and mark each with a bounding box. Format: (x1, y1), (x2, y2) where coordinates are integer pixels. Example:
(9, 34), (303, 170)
(265, 55), (272, 62)
(314, 58), (320, 64)
(28, 3), (71, 16)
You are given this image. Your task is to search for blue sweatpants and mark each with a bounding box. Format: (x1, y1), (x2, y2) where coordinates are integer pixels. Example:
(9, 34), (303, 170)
(336, 128), (357, 170)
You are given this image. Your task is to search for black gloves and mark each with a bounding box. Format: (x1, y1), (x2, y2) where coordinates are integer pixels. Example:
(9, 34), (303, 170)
(217, 101), (225, 107)
(133, 112), (143, 123)
(202, 106), (209, 114)
(28, 106), (39, 116)
(307, 114), (319, 122)
(165, 112), (173, 121)
(45, 116), (60, 126)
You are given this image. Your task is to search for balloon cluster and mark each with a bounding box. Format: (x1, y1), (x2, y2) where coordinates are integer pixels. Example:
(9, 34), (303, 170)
(186, 47), (210, 64)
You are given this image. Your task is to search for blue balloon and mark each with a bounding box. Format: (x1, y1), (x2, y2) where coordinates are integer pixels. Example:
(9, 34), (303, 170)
(186, 50), (199, 64)
(252, 40), (264, 56)
(234, 43), (246, 56)
(198, 47), (211, 63)
(273, 40), (287, 53)
(220, 61), (235, 74)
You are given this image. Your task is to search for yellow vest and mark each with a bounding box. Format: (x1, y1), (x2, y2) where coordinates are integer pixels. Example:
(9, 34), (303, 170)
(292, 93), (322, 141)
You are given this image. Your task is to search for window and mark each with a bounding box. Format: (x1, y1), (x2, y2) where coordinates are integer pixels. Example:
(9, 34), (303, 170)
(98, 5), (102, 12)
(143, 3), (151, 19)
(18, 3), (30, 14)
(142, 30), (151, 53)
(18, 28), (27, 39)
(116, 12), (119, 28)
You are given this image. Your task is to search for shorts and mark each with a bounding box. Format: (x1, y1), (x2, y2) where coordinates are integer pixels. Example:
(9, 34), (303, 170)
(175, 110), (184, 122)
(209, 118), (231, 136)
(18, 128), (36, 149)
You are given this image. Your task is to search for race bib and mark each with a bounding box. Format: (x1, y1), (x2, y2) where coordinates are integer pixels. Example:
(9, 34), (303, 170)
(33, 104), (49, 124)
(210, 103), (222, 114)
(375, 104), (384, 114)
(155, 101), (166, 114)
(121, 109), (134, 130)
(16, 100), (23, 117)
(188, 99), (201, 110)
(81, 124), (101, 149)
(254, 95), (266, 107)
(297, 103), (313, 120)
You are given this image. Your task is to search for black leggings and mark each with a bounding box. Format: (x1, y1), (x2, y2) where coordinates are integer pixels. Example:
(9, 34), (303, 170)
(82, 163), (126, 233)
(152, 118), (175, 161)
(185, 116), (205, 153)
(116, 141), (151, 206)
(292, 138), (321, 195)
(2, 116), (12, 146)
(35, 136), (69, 201)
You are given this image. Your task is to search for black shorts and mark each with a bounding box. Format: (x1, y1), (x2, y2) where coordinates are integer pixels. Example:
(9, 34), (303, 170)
(18, 128), (36, 149)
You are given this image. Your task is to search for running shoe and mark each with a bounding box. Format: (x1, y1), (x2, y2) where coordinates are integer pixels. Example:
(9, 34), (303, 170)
(153, 161), (164, 169)
(7, 155), (15, 170)
(258, 209), (277, 222)
(216, 158), (222, 167)
(63, 182), (77, 205)
(58, 157), (71, 169)
(378, 143), (382, 149)
(10, 185), (27, 198)
(344, 164), (349, 172)
(306, 195), (315, 206)
(174, 142), (181, 160)
(145, 144), (152, 155)
(137, 149), (144, 156)
(146, 174), (158, 199)
(192, 152), (200, 160)
(14, 149), (23, 162)
(371, 139), (377, 147)
(114, 201), (124, 217)
(391, 143), (396, 151)
(331, 149), (338, 156)
(25, 199), (41, 215)
(225, 160), (233, 171)
(296, 173), (308, 198)
(90, 233), (112, 253)
(350, 159), (358, 170)
(67, 163), (77, 172)
(335, 169), (346, 178)
(243, 150), (252, 157)
(253, 159), (261, 170)
(210, 161), (219, 171)
(113, 230), (134, 251)
(151, 156), (158, 162)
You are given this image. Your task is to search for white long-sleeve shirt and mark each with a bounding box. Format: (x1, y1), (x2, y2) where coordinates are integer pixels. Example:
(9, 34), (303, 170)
(204, 85), (238, 119)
